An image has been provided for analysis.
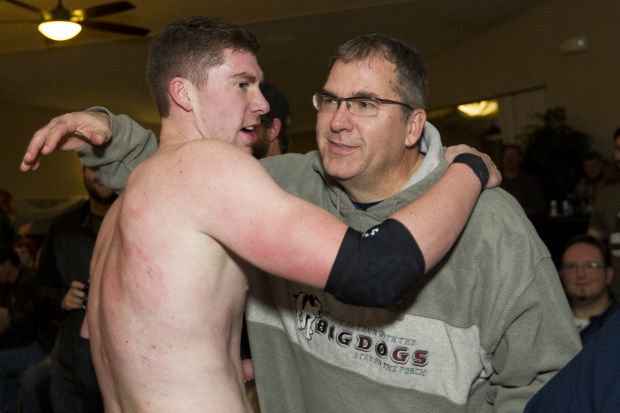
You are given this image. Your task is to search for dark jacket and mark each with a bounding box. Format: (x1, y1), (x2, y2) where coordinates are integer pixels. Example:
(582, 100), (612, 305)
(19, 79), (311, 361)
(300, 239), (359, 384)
(0, 267), (48, 348)
(525, 311), (620, 413)
(579, 297), (619, 345)
(36, 201), (103, 372)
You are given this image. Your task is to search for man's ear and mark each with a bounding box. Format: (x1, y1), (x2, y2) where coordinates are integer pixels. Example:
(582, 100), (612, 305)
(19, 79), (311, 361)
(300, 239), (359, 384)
(267, 118), (282, 143)
(169, 77), (192, 112)
(606, 266), (614, 285)
(404, 109), (427, 148)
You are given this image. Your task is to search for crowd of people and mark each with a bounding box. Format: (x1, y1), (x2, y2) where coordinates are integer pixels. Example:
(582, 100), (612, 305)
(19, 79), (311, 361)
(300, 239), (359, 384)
(0, 166), (115, 413)
(1, 14), (617, 413)
(509, 128), (619, 292)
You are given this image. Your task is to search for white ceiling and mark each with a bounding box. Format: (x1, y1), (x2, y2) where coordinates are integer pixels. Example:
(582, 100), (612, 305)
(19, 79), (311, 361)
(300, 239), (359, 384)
(0, 0), (547, 131)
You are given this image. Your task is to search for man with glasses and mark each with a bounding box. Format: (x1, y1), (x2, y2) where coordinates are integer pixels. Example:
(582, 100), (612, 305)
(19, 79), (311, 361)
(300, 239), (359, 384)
(525, 235), (620, 412)
(21, 31), (579, 412)
(559, 234), (618, 344)
(245, 36), (578, 412)
(20, 18), (504, 411)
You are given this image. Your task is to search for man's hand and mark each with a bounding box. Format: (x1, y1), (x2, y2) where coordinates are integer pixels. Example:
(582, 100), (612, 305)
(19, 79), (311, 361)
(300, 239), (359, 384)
(21, 111), (111, 171)
(445, 144), (502, 189)
(61, 280), (88, 311)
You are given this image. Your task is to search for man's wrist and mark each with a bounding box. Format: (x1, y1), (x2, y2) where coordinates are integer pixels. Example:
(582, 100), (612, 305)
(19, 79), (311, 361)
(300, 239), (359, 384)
(451, 153), (489, 190)
(87, 106), (112, 125)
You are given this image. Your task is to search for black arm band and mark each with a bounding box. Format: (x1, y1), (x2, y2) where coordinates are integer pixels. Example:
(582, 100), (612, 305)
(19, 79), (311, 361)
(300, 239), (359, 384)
(324, 219), (425, 307)
(452, 153), (489, 190)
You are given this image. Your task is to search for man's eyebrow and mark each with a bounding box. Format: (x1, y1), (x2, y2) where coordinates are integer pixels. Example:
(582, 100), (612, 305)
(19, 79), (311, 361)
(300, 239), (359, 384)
(230, 72), (259, 83)
(318, 89), (337, 97)
(319, 89), (378, 99)
(350, 90), (379, 99)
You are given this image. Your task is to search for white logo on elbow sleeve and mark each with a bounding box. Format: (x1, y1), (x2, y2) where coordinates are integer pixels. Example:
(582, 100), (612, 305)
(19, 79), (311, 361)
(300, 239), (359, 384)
(362, 227), (379, 238)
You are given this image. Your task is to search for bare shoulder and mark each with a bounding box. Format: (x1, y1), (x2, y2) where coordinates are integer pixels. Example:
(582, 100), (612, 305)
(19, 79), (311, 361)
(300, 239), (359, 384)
(177, 138), (255, 163)
(121, 138), (269, 229)
(159, 139), (261, 181)
(128, 139), (257, 186)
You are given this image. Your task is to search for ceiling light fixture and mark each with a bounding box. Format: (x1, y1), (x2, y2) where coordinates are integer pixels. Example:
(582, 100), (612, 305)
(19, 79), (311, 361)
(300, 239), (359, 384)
(5, 0), (149, 42)
(35, 0), (81, 41)
(38, 20), (82, 41)
(457, 100), (498, 117)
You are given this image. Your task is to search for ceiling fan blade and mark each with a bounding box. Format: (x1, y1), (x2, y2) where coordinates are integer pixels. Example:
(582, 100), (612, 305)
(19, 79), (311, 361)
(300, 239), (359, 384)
(0, 18), (39, 24)
(72, 1), (135, 19)
(4, 0), (43, 14)
(81, 20), (149, 36)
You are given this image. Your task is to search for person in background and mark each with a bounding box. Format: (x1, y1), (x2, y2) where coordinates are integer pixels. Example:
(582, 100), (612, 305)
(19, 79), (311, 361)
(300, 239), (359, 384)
(0, 247), (47, 413)
(571, 152), (607, 215)
(602, 127), (620, 184)
(500, 144), (546, 217)
(20, 358), (53, 413)
(252, 82), (290, 159)
(524, 310), (620, 413)
(588, 130), (620, 298)
(23, 167), (116, 413)
(558, 234), (618, 344)
(13, 237), (40, 269)
(527, 130), (620, 412)
(0, 190), (16, 249)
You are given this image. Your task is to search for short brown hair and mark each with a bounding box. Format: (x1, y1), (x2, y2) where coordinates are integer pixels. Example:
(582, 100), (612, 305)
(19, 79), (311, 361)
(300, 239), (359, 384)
(146, 16), (260, 118)
(563, 234), (610, 267)
(328, 33), (428, 117)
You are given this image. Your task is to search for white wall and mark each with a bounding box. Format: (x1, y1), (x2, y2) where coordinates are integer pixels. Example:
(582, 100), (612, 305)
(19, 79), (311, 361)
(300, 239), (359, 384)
(426, 0), (619, 158)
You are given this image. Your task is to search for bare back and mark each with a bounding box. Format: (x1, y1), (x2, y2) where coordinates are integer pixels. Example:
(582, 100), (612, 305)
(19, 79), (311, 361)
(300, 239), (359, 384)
(87, 138), (349, 412)
(88, 142), (255, 412)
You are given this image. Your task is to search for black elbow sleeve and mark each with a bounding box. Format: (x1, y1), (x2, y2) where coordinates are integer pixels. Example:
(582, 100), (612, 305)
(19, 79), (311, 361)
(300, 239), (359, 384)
(324, 219), (425, 307)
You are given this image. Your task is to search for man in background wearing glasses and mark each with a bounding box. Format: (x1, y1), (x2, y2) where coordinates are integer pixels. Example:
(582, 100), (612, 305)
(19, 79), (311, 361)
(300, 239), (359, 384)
(20, 32), (580, 412)
(525, 235), (619, 412)
(559, 234), (618, 345)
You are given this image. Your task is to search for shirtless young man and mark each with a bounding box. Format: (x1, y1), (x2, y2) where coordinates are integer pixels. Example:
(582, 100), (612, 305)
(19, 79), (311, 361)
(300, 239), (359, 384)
(22, 17), (500, 412)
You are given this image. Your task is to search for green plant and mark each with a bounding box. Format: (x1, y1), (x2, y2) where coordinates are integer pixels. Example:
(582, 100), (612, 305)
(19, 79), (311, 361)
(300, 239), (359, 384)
(519, 107), (590, 201)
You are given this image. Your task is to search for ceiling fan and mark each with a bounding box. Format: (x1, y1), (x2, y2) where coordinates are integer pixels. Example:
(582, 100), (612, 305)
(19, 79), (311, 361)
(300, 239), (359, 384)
(3, 0), (149, 41)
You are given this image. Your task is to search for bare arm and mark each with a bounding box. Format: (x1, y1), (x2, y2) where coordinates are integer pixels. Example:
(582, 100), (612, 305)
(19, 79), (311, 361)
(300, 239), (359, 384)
(393, 145), (500, 270)
(186, 140), (499, 292)
(21, 109), (157, 193)
(22, 111), (500, 303)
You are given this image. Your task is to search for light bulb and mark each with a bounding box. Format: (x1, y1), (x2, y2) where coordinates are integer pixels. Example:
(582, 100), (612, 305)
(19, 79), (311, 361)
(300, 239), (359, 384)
(38, 21), (82, 41)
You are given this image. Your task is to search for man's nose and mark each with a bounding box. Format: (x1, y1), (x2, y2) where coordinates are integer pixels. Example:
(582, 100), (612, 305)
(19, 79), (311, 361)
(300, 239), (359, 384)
(253, 90), (270, 115)
(330, 101), (353, 131)
(575, 266), (588, 278)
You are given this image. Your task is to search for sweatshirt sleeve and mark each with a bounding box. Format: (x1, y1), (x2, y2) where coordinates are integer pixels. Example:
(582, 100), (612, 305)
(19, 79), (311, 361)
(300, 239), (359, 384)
(488, 256), (582, 412)
(76, 107), (158, 193)
(467, 190), (582, 412)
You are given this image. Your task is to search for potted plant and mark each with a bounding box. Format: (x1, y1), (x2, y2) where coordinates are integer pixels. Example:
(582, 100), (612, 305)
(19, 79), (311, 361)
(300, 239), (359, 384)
(519, 107), (590, 204)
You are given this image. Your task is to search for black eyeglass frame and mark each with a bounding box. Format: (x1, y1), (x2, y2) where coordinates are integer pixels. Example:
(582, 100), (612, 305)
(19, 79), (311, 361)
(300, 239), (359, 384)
(312, 91), (414, 113)
(562, 262), (606, 272)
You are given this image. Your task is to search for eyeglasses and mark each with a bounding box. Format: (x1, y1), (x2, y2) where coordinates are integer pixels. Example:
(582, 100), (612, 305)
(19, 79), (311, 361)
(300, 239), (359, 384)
(312, 92), (413, 117)
(562, 262), (605, 272)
